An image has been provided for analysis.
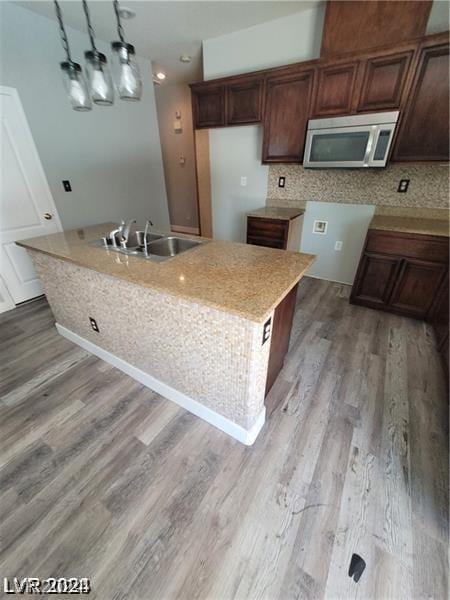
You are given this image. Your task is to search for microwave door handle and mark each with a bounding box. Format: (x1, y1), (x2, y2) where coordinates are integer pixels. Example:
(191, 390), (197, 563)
(363, 126), (377, 166)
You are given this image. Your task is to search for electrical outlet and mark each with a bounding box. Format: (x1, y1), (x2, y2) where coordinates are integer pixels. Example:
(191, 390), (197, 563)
(262, 317), (271, 345)
(89, 317), (99, 333)
(62, 180), (72, 192)
(240, 176), (247, 187)
(278, 176), (286, 188)
(334, 241), (343, 251)
(398, 179), (410, 193)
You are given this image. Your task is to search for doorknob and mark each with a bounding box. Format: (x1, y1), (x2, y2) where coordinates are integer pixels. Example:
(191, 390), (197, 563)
(43, 212), (53, 220)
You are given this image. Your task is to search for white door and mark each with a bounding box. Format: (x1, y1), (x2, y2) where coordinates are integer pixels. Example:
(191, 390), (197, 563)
(0, 86), (62, 308)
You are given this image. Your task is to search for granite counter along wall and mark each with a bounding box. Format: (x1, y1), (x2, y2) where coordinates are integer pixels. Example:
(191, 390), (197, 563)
(30, 251), (271, 441)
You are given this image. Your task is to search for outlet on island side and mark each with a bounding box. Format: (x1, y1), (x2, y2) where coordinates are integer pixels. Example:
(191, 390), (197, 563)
(89, 317), (99, 333)
(262, 317), (271, 345)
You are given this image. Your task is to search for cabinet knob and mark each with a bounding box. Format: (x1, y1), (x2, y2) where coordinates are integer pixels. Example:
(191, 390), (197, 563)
(43, 212), (53, 220)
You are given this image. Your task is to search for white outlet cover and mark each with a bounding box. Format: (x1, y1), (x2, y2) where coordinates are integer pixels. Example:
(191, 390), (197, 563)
(334, 240), (343, 251)
(313, 220), (328, 234)
(240, 176), (247, 187)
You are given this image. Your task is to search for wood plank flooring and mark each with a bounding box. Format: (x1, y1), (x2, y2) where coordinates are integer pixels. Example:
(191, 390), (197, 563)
(0, 277), (448, 600)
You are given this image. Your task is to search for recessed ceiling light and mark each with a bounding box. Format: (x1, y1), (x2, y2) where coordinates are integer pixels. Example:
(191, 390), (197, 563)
(179, 55), (192, 63)
(156, 72), (166, 80)
(118, 6), (136, 20)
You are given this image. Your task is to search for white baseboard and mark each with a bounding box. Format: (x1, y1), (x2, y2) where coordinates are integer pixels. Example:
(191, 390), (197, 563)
(304, 273), (353, 286)
(56, 323), (265, 446)
(170, 224), (200, 235)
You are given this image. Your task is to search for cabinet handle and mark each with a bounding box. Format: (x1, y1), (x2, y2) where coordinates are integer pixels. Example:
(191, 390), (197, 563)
(43, 213), (53, 220)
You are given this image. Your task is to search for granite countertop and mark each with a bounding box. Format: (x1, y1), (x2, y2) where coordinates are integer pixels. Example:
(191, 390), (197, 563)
(18, 224), (315, 323)
(369, 215), (449, 237)
(247, 207), (305, 220)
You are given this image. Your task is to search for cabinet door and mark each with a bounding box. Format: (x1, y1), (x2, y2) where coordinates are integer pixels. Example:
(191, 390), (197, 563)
(429, 271), (449, 348)
(351, 253), (401, 307)
(393, 43), (449, 161)
(247, 217), (289, 249)
(312, 62), (358, 117)
(226, 78), (263, 125)
(191, 85), (225, 128)
(389, 259), (446, 318)
(262, 69), (314, 163)
(357, 50), (414, 112)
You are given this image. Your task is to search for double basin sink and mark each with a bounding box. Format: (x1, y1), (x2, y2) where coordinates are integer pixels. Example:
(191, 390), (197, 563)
(95, 230), (204, 261)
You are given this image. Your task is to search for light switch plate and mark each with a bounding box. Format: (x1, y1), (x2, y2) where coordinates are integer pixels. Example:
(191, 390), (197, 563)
(240, 176), (247, 187)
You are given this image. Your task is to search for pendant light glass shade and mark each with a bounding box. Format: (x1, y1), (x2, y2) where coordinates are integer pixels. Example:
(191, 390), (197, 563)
(111, 42), (142, 101)
(84, 51), (114, 105)
(60, 61), (92, 111)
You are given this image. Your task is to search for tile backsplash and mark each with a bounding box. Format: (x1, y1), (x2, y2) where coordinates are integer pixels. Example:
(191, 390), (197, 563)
(267, 163), (449, 210)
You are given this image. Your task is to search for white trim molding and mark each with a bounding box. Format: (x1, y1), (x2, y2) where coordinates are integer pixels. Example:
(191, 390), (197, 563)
(56, 323), (266, 446)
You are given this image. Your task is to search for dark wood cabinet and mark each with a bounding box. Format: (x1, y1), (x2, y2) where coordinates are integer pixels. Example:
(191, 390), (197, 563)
(247, 217), (289, 249)
(262, 68), (314, 163)
(246, 213), (304, 250)
(389, 259), (446, 318)
(351, 229), (449, 320)
(393, 41), (450, 161)
(191, 84), (225, 128)
(351, 253), (401, 307)
(428, 272), (449, 374)
(312, 62), (359, 117)
(226, 77), (263, 125)
(357, 50), (414, 112)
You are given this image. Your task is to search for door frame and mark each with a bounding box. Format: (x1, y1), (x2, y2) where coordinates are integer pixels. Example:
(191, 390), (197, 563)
(0, 86), (62, 313)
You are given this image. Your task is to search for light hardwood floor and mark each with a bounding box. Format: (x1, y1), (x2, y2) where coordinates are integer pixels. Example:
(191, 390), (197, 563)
(0, 277), (448, 600)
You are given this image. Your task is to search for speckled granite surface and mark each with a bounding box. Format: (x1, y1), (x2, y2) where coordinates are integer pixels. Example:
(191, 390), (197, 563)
(369, 215), (449, 237)
(247, 207), (304, 220)
(18, 223), (315, 323)
(267, 163), (449, 209)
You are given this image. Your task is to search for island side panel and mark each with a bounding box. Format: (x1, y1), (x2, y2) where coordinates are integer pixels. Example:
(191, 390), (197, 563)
(29, 251), (271, 431)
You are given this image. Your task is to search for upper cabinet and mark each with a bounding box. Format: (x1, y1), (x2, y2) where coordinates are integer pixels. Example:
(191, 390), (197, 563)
(190, 31), (449, 164)
(357, 50), (414, 112)
(312, 61), (359, 117)
(262, 68), (315, 163)
(191, 75), (264, 129)
(226, 77), (264, 125)
(392, 40), (450, 161)
(191, 84), (225, 129)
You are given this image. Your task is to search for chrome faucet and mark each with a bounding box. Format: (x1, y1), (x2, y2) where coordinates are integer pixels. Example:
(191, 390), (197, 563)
(108, 220), (125, 247)
(143, 219), (154, 254)
(121, 219), (136, 246)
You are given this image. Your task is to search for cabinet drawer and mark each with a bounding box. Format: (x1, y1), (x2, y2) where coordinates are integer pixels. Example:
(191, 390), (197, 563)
(247, 217), (288, 249)
(366, 230), (449, 263)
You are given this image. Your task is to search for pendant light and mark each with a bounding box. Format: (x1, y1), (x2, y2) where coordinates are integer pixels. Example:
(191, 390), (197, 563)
(111, 0), (142, 101)
(54, 0), (91, 112)
(82, 0), (114, 106)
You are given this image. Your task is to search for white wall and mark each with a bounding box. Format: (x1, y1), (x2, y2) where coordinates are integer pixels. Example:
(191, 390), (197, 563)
(202, 6), (325, 242)
(154, 83), (199, 231)
(1, 2), (170, 231)
(301, 202), (375, 284)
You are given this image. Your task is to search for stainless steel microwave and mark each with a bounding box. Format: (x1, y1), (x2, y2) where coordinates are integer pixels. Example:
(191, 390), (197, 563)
(303, 111), (399, 168)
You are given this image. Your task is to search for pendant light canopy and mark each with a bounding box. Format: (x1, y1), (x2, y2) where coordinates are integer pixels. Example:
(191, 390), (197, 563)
(54, 0), (91, 111)
(82, 0), (114, 106)
(111, 0), (142, 101)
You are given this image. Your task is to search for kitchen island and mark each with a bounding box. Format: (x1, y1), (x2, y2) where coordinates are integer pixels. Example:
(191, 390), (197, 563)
(18, 224), (315, 445)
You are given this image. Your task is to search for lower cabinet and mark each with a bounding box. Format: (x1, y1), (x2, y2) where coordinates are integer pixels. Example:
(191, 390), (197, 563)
(246, 214), (304, 250)
(351, 229), (448, 319)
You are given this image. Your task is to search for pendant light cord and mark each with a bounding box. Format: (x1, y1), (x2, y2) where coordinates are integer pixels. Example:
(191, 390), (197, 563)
(82, 0), (97, 52)
(113, 0), (125, 43)
(54, 0), (72, 62)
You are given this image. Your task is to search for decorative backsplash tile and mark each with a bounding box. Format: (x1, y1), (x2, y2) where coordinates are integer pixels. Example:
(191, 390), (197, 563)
(267, 164), (449, 210)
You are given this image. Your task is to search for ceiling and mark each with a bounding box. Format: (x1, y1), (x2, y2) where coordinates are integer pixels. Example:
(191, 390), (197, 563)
(16, 1), (322, 83)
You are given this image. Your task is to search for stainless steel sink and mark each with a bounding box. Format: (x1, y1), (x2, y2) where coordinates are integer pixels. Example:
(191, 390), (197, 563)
(92, 230), (204, 261)
(147, 236), (202, 257)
